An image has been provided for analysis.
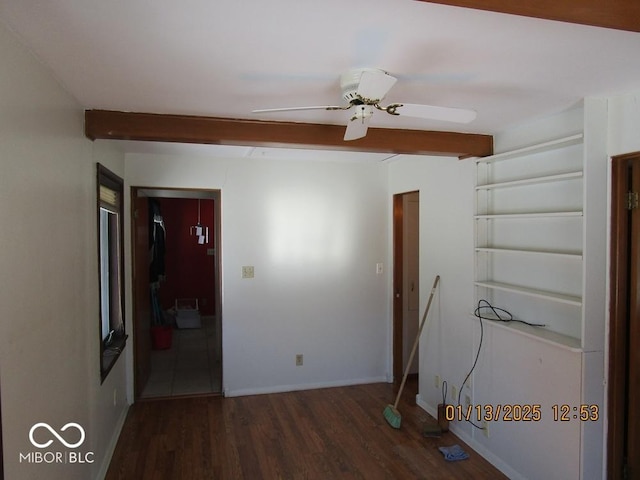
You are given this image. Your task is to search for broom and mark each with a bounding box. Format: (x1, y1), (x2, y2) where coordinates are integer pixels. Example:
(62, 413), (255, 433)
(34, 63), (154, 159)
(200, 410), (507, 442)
(383, 275), (440, 429)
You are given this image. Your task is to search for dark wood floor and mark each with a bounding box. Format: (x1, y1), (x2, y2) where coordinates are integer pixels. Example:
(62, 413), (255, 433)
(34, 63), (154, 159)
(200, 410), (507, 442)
(106, 379), (507, 479)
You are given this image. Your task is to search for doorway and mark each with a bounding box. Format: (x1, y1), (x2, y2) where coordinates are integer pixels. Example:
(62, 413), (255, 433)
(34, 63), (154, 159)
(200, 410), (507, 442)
(132, 187), (222, 400)
(608, 153), (640, 479)
(393, 191), (420, 387)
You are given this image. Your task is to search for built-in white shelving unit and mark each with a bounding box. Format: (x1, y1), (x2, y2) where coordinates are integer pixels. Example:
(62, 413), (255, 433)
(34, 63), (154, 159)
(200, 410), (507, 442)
(474, 133), (585, 350)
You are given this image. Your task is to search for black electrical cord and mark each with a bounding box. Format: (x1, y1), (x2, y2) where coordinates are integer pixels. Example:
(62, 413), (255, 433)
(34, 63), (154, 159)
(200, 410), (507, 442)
(457, 299), (487, 430)
(457, 299), (546, 430)
(442, 381), (448, 406)
(474, 299), (546, 328)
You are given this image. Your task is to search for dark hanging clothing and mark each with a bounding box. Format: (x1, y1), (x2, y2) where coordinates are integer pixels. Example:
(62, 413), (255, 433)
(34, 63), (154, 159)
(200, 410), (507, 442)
(149, 199), (166, 283)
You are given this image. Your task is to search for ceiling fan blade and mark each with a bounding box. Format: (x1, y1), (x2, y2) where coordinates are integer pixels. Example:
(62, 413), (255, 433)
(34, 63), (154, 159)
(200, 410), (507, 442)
(344, 115), (371, 141)
(252, 105), (345, 113)
(356, 70), (397, 103)
(394, 103), (477, 123)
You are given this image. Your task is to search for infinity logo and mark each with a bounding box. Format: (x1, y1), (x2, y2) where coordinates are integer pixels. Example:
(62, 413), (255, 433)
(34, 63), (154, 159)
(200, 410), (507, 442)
(29, 423), (86, 449)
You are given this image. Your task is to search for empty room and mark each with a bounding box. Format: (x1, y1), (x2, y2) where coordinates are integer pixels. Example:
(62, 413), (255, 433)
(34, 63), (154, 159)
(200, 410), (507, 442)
(1, 1), (640, 479)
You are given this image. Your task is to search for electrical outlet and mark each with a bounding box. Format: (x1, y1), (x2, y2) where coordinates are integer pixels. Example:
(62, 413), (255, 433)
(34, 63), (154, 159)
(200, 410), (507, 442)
(482, 420), (490, 438)
(296, 354), (303, 366)
(434, 375), (441, 389)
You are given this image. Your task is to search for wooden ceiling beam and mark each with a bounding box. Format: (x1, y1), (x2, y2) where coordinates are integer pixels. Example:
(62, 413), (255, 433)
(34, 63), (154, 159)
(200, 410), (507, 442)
(85, 110), (493, 158)
(417, 0), (640, 33)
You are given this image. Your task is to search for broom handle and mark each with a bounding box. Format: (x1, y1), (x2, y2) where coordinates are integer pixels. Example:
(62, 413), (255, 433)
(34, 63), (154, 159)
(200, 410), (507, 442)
(393, 275), (440, 410)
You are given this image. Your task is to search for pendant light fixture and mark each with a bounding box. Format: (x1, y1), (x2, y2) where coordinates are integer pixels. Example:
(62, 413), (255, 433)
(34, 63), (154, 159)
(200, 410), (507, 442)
(190, 199), (209, 244)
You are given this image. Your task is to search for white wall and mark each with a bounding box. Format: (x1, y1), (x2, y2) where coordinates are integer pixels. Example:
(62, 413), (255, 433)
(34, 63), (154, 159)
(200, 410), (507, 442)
(388, 153), (477, 416)
(608, 89), (640, 156)
(125, 153), (390, 396)
(0, 22), (128, 480)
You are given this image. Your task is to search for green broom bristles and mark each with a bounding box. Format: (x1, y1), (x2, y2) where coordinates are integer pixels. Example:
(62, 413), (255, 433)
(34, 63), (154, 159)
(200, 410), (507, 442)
(383, 404), (401, 429)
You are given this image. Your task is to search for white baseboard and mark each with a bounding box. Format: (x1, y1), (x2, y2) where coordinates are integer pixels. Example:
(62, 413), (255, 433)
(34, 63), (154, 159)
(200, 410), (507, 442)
(416, 395), (525, 480)
(225, 376), (387, 398)
(95, 404), (130, 480)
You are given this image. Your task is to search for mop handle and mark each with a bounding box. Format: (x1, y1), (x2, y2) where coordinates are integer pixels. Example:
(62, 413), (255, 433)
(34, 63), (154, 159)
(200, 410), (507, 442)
(393, 274), (440, 410)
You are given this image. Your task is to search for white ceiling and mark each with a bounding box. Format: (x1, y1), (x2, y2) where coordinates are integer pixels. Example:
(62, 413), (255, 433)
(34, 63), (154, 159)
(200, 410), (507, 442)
(2, 0), (640, 157)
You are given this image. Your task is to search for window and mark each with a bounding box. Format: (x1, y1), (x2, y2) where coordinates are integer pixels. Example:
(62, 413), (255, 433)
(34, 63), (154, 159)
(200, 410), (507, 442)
(97, 164), (126, 381)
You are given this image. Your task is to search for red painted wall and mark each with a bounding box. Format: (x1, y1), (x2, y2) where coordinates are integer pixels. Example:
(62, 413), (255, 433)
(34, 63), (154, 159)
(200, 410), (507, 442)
(156, 198), (216, 315)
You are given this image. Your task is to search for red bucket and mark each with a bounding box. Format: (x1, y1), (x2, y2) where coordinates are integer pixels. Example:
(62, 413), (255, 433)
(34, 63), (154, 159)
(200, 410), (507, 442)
(151, 325), (173, 350)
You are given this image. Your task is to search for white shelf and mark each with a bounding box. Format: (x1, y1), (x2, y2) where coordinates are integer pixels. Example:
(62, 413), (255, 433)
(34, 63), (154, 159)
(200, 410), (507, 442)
(476, 134), (584, 164)
(469, 314), (582, 352)
(476, 171), (583, 191)
(474, 281), (582, 306)
(474, 132), (585, 346)
(475, 247), (582, 259)
(475, 211), (583, 220)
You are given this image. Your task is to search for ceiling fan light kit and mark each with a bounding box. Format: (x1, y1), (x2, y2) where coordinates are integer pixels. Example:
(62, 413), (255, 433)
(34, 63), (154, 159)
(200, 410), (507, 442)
(253, 67), (476, 141)
(350, 104), (375, 121)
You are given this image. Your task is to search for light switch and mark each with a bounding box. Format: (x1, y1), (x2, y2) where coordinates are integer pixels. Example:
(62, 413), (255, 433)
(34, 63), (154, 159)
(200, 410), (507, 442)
(376, 263), (383, 275)
(242, 266), (254, 279)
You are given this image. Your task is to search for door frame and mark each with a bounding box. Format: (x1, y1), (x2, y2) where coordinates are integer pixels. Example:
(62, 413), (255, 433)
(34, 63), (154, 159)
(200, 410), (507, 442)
(392, 191), (419, 384)
(608, 151), (640, 478)
(131, 189), (150, 400)
(131, 187), (222, 400)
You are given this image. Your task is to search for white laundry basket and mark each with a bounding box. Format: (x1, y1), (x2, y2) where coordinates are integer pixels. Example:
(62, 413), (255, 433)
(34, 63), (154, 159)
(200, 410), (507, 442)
(175, 298), (201, 329)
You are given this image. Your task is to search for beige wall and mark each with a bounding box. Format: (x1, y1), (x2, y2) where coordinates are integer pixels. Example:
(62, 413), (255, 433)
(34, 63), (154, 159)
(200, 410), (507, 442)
(0, 21), (128, 479)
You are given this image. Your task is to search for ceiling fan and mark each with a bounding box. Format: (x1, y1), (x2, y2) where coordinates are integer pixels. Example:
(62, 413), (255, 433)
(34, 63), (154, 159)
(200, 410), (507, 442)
(252, 68), (477, 141)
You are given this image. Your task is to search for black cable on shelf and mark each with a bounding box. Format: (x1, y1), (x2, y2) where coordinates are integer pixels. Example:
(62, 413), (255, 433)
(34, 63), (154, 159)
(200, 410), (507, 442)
(457, 299), (545, 431)
(474, 299), (546, 328)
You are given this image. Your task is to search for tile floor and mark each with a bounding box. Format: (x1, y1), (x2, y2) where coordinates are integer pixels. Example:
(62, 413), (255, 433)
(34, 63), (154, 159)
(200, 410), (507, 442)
(141, 315), (222, 398)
